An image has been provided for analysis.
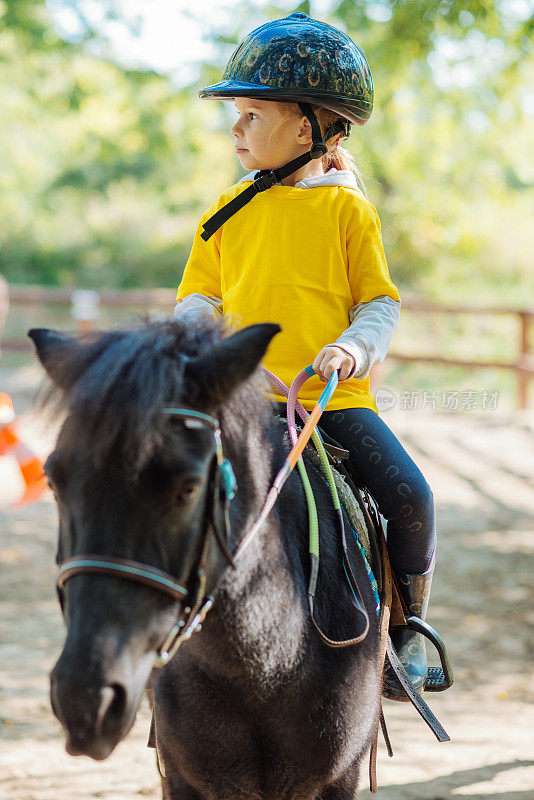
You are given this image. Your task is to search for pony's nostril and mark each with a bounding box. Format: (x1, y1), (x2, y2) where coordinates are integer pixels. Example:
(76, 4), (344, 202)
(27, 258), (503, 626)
(96, 686), (115, 729)
(98, 683), (127, 732)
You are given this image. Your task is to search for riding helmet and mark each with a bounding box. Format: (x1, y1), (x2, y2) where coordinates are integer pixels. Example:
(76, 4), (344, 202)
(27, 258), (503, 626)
(198, 13), (374, 241)
(200, 12), (373, 126)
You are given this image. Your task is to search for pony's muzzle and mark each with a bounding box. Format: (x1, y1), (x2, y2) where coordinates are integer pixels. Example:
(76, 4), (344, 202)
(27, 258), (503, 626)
(50, 658), (131, 760)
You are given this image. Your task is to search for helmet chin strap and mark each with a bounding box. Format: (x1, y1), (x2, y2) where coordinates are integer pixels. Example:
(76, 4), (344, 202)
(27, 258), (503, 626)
(297, 102), (350, 159)
(200, 103), (351, 241)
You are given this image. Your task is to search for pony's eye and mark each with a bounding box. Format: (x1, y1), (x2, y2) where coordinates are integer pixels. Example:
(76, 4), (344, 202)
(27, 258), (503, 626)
(44, 453), (65, 495)
(176, 480), (200, 503)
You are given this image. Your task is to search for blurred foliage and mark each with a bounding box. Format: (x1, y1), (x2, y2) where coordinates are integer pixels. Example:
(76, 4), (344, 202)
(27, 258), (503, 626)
(0, 0), (235, 287)
(0, 0), (532, 302)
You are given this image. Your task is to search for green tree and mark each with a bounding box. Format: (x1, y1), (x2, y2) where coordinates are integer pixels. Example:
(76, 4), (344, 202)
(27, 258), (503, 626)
(0, 0), (532, 301)
(0, 0), (234, 287)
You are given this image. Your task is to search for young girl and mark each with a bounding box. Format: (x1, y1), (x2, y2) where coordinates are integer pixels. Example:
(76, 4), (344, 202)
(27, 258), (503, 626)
(175, 12), (436, 700)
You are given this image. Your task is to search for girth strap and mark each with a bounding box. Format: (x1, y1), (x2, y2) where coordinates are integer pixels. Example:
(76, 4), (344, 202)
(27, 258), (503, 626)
(369, 509), (393, 793)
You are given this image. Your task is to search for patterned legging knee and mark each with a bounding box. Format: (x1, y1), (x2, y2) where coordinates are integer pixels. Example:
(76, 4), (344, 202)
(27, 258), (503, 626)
(318, 408), (436, 575)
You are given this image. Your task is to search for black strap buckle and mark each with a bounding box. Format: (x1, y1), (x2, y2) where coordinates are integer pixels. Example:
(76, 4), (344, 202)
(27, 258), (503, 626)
(253, 171), (279, 192)
(310, 143), (327, 159)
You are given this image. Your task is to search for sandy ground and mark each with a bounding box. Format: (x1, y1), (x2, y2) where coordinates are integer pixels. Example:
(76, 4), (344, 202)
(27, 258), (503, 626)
(1, 364), (533, 799)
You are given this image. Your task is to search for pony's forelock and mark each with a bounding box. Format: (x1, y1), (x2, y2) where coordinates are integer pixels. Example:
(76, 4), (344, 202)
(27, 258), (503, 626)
(44, 316), (269, 476)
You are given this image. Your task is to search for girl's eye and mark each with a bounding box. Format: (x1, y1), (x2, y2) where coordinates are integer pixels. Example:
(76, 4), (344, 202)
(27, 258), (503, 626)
(248, 112), (258, 120)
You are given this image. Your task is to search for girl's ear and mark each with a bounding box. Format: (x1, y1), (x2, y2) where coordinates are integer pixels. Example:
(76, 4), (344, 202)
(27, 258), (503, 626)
(296, 117), (313, 146)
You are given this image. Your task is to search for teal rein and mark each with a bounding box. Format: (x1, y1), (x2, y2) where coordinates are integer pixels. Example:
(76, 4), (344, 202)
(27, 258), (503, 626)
(162, 367), (374, 649)
(266, 368), (371, 645)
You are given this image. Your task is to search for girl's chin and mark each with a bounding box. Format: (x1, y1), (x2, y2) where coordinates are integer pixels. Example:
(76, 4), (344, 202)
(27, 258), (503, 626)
(239, 157), (270, 172)
(237, 152), (274, 172)
(238, 152), (260, 165)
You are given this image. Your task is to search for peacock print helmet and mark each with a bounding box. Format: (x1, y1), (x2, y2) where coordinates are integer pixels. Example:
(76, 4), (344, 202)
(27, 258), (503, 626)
(198, 13), (374, 241)
(199, 12), (373, 126)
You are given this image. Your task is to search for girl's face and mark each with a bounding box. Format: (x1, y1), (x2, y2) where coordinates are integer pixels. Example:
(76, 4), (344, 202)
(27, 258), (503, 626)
(230, 98), (311, 171)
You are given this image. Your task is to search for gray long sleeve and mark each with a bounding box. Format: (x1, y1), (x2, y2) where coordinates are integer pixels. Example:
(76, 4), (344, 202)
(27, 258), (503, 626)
(174, 293), (223, 321)
(175, 292), (400, 382)
(328, 295), (401, 379)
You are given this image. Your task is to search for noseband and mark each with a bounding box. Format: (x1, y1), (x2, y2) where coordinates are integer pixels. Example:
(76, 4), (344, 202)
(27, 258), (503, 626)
(56, 407), (237, 668)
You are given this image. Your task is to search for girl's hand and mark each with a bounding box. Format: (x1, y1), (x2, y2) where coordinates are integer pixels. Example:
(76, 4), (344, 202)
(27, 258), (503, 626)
(313, 346), (355, 382)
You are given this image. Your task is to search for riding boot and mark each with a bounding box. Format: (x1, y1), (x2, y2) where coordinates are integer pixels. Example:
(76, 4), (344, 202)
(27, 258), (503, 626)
(382, 566), (433, 701)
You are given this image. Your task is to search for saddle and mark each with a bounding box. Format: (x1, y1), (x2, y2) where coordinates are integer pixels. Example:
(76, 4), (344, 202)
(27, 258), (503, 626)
(306, 424), (453, 792)
(313, 424), (452, 684)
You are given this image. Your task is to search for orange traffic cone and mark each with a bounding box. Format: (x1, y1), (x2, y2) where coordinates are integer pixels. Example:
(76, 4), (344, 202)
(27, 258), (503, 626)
(0, 392), (48, 506)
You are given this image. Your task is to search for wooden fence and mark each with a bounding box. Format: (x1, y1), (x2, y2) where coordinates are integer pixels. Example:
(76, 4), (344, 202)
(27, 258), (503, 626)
(3, 285), (533, 409)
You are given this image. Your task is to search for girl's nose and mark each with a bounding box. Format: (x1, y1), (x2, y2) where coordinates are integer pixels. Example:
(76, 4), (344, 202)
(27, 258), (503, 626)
(230, 118), (242, 137)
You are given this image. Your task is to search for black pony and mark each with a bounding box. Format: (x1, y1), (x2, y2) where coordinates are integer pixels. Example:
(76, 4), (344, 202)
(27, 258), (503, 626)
(29, 317), (382, 800)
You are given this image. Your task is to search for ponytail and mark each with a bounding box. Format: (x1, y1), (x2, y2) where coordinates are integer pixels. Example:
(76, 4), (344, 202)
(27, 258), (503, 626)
(278, 101), (368, 196)
(321, 140), (367, 197)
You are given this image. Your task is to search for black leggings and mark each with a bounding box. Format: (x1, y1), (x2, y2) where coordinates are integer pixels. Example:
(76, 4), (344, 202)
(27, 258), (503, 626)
(307, 407), (436, 575)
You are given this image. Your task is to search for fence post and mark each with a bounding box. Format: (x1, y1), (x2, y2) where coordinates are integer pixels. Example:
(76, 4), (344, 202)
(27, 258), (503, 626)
(518, 312), (532, 410)
(71, 290), (100, 337)
(0, 275), (8, 353)
(370, 362), (385, 395)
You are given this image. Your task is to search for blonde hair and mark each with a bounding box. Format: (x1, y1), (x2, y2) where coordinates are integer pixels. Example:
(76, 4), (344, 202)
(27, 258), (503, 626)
(275, 101), (367, 196)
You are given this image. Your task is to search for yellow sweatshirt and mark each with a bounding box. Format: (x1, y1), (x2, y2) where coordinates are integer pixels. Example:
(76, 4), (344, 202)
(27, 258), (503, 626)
(177, 178), (400, 413)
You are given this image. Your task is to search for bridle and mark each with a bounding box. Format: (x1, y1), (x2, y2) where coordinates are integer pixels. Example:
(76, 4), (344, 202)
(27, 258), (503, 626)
(55, 367), (371, 668)
(56, 407), (237, 668)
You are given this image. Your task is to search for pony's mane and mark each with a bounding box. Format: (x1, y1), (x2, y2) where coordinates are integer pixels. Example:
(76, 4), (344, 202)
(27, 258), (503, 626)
(44, 315), (271, 475)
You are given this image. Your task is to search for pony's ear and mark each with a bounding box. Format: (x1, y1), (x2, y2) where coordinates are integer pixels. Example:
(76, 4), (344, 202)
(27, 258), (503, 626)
(186, 323), (281, 409)
(28, 328), (82, 388)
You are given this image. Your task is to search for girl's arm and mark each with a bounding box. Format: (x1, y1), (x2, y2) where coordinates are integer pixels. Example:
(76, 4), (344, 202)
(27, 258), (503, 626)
(334, 199), (401, 380)
(327, 294), (401, 379)
(174, 294), (223, 320)
(175, 199), (224, 319)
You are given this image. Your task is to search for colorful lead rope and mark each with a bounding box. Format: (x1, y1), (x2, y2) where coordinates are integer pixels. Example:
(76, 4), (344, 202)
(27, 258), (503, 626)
(261, 365), (371, 645)
(234, 367), (338, 559)
(285, 366), (338, 470)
